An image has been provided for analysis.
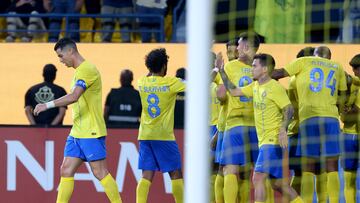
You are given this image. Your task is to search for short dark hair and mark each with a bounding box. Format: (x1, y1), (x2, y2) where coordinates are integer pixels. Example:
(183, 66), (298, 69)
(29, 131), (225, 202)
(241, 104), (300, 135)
(43, 64), (57, 83)
(349, 54), (360, 69)
(145, 48), (169, 73)
(253, 53), (276, 74)
(175, 67), (186, 80)
(226, 38), (239, 49)
(120, 69), (133, 87)
(314, 46), (332, 59)
(54, 37), (78, 52)
(296, 47), (315, 58)
(238, 32), (260, 52)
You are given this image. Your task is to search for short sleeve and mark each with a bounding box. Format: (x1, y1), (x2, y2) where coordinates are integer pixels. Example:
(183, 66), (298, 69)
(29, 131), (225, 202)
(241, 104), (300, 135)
(171, 77), (186, 93)
(272, 84), (291, 109)
(241, 82), (254, 97)
(285, 58), (302, 76)
(75, 68), (97, 90)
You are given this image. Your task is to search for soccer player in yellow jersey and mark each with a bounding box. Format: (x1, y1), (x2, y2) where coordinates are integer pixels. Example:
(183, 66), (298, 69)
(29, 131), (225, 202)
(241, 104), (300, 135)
(33, 38), (122, 203)
(209, 52), (220, 203)
(340, 54), (360, 203)
(214, 32), (261, 203)
(218, 53), (303, 203)
(136, 48), (185, 203)
(272, 46), (348, 203)
(212, 38), (242, 203)
(287, 47), (315, 196)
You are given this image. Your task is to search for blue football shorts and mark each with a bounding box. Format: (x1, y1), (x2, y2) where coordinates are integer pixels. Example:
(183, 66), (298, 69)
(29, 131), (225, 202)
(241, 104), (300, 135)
(254, 144), (284, 179)
(297, 117), (340, 157)
(64, 135), (106, 162)
(138, 140), (182, 172)
(220, 126), (258, 166)
(341, 133), (359, 171)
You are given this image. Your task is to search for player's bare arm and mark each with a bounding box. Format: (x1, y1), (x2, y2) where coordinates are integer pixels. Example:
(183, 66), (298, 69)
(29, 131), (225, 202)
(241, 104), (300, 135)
(271, 68), (289, 80)
(33, 86), (84, 116)
(279, 104), (294, 148)
(215, 53), (244, 96)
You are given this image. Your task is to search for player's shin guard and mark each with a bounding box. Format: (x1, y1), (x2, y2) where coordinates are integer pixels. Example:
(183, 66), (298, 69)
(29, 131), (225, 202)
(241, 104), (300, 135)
(327, 172), (340, 203)
(215, 175), (225, 203)
(224, 174), (238, 203)
(100, 174), (122, 203)
(315, 172), (327, 203)
(171, 179), (184, 203)
(238, 178), (250, 203)
(265, 179), (275, 203)
(344, 171), (356, 203)
(301, 172), (314, 203)
(136, 178), (151, 203)
(56, 177), (74, 203)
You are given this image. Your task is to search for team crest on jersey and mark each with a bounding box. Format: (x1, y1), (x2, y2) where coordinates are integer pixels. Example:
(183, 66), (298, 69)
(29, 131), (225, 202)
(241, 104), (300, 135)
(35, 86), (55, 103)
(275, 0), (295, 11)
(262, 91), (267, 98)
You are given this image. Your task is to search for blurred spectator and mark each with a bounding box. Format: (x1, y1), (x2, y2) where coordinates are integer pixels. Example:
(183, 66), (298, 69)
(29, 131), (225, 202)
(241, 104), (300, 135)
(0, 0), (11, 13)
(101, 0), (134, 43)
(25, 64), (67, 125)
(340, 0), (360, 43)
(84, 0), (100, 42)
(104, 69), (142, 128)
(174, 67), (185, 128)
(135, 0), (170, 42)
(44, 0), (83, 42)
(173, 0), (185, 42)
(5, 0), (47, 42)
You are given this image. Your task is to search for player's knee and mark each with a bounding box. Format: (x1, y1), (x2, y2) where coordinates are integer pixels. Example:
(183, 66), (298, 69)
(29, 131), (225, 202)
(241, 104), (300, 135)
(169, 170), (183, 179)
(270, 180), (283, 192)
(60, 163), (75, 177)
(92, 167), (108, 180)
(252, 173), (266, 187)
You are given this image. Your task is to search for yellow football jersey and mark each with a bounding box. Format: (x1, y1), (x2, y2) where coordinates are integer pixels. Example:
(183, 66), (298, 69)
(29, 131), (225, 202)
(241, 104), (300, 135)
(210, 82), (220, 126)
(242, 80), (291, 146)
(285, 56), (347, 122)
(342, 86), (360, 134)
(223, 60), (255, 130)
(287, 76), (299, 136)
(70, 61), (107, 138)
(138, 76), (185, 140)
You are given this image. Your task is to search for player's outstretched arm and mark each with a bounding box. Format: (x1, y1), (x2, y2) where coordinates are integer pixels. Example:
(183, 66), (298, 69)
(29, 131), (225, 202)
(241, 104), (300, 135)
(271, 68), (289, 80)
(279, 104), (294, 148)
(215, 52), (244, 97)
(33, 86), (85, 116)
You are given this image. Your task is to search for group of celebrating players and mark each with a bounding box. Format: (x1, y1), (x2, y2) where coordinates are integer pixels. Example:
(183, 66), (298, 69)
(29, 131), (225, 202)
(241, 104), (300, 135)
(208, 32), (360, 203)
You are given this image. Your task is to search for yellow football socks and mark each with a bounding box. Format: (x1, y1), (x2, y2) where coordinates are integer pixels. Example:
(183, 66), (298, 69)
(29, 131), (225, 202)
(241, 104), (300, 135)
(171, 179), (184, 203)
(56, 177), (74, 203)
(238, 178), (250, 203)
(344, 171), (356, 203)
(224, 174), (238, 203)
(327, 172), (340, 203)
(215, 175), (224, 203)
(301, 172), (314, 203)
(210, 174), (216, 202)
(136, 178), (151, 203)
(315, 172), (327, 203)
(100, 174), (122, 203)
